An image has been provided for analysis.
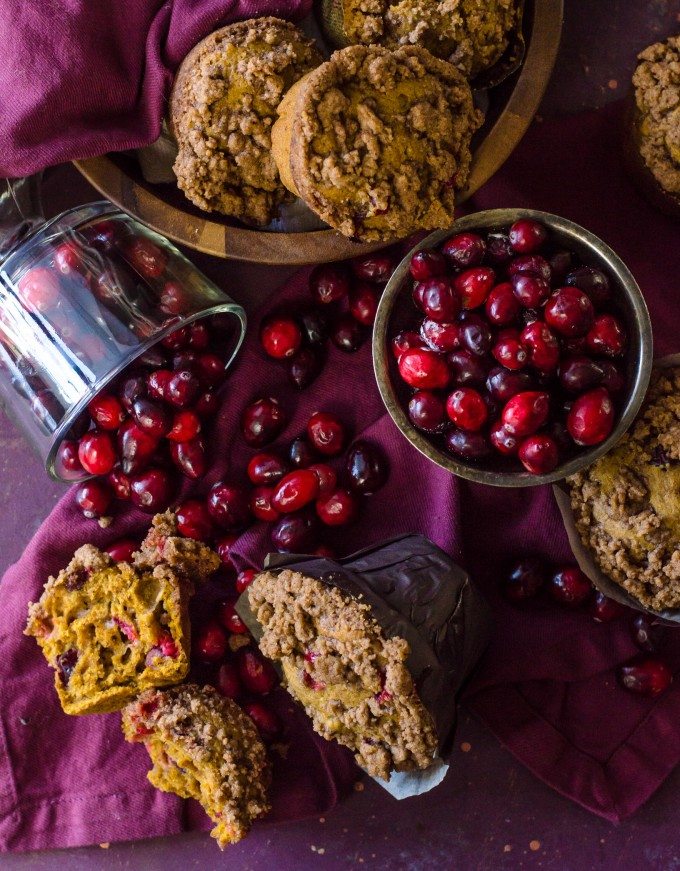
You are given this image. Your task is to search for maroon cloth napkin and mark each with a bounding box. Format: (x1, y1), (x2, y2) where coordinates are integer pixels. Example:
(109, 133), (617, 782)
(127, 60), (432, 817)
(0, 100), (679, 853)
(0, 0), (311, 178)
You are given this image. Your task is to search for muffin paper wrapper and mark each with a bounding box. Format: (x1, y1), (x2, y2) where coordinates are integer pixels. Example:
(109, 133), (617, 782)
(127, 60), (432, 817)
(554, 352), (680, 624)
(236, 533), (491, 798)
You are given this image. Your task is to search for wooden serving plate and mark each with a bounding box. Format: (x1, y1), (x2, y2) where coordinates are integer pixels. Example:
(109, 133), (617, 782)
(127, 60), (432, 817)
(75, 0), (563, 266)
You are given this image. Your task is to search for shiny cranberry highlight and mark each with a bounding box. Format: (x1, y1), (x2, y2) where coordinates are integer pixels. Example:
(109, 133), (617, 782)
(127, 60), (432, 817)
(503, 557), (548, 601)
(508, 219), (547, 254)
(309, 264), (350, 304)
(441, 232), (486, 268)
(566, 387), (615, 446)
(548, 566), (592, 606)
(207, 481), (252, 530)
(78, 431), (116, 476)
(346, 441), (388, 494)
(241, 397), (287, 447)
(618, 656), (673, 697)
(307, 411), (346, 456)
(260, 316), (302, 359)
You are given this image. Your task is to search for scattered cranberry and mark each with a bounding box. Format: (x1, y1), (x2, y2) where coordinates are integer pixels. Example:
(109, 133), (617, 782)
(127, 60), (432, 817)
(17, 267), (61, 312)
(308, 463), (338, 497)
(408, 390), (446, 432)
(218, 600), (248, 635)
(518, 434), (559, 475)
(288, 437), (317, 468)
(247, 452), (289, 485)
(567, 387), (614, 445)
(490, 420), (520, 455)
(398, 348), (449, 390)
(244, 701), (282, 742)
(351, 251), (395, 283)
(492, 336), (527, 370)
(241, 397), (287, 447)
(586, 314), (627, 357)
(299, 307), (329, 345)
(237, 647), (277, 695)
(272, 470), (320, 513)
(508, 219), (547, 253)
(331, 313), (364, 352)
(194, 621), (228, 662)
(251, 486), (281, 522)
(590, 592), (626, 623)
(176, 499), (213, 541)
(544, 287), (594, 337)
(122, 235), (167, 279)
(630, 614), (668, 652)
(216, 534), (239, 570)
(105, 539), (138, 562)
(316, 488), (358, 526)
(288, 347), (323, 390)
(618, 656), (673, 697)
(117, 420), (159, 474)
(309, 264), (350, 304)
(196, 353), (225, 387)
(409, 249), (447, 280)
(307, 411), (346, 456)
(441, 232), (486, 268)
(56, 439), (84, 477)
(75, 480), (112, 519)
(260, 316), (302, 359)
(169, 436), (207, 479)
(346, 441), (388, 494)
(216, 662), (242, 699)
(236, 568), (257, 594)
(445, 428), (491, 460)
(548, 566), (592, 606)
(78, 431), (116, 476)
(131, 398), (172, 439)
(129, 468), (175, 512)
(454, 266), (495, 309)
(501, 391), (550, 436)
(503, 557), (548, 601)
(207, 481), (252, 530)
(446, 387), (488, 432)
(565, 266), (611, 307)
(195, 390), (219, 418)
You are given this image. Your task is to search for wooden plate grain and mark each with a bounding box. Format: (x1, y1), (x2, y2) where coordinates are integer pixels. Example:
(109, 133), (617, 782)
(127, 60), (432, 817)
(75, 0), (563, 266)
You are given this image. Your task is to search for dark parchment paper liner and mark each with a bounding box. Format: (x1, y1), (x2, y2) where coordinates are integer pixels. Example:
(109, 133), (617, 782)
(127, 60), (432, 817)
(554, 353), (680, 624)
(236, 534), (491, 797)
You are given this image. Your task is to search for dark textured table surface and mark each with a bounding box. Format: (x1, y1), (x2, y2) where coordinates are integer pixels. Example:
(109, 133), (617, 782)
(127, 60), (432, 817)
(3, 2), (680, 868)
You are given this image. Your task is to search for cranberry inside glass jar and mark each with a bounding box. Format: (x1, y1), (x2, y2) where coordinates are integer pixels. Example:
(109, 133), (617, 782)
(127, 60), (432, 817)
(0, 198), (246, 482)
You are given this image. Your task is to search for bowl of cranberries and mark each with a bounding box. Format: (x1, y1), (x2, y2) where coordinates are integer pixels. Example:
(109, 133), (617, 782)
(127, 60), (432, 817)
(373, 209), (653, 486)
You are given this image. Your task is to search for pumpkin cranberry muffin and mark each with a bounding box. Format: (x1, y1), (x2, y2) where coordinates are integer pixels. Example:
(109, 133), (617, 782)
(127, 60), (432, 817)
(25, 513), (220, 715)
(123, 685), (271, 848)
(271, 44), (482, 242)
(248, 568), (438, 780)
(567, 367), (680, 611)
(170, 18), (322, 226)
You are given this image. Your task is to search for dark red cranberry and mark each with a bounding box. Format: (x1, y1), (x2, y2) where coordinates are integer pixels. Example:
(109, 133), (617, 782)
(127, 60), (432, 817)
(518, 434), (559, 475)
(485, 282), (520, 326)
(131, 398), (171, 439)
(167, 410), (201, 443)
(129, 467), (175, 513)
(215, 533), (239, 570)
(176, 499), (213, 541)
(409, 249), (448, 280)
(78, 431), (116, 476)
(159, 280), (189, 315)
(351, 251), (396, 284)
(445, 428), (491, 460)
(260, 316), (302, 360)
(243, 701), (282, 742)
(545, 287), (595, 337)
(272, 510), (320, 552)
(313, 544), (335, 558)
(502, 391), (550, 436)
(492, 336), (528, 370)
(16, 267), (60, 312)
(207, 481), (252, 530)
(81, 219), (122, 252)
(349, 283), (379, 326)
(137, 346), (168, 370)
(216, 662), (242, 700)
(331, 313), (364, 352)
(549, 249), (576, 284)
(548, 566), (592, 606)
(236, 568), (257, 593)
(185, 322), (209, 350)
(250, 486), (281, 522)
(75, 480), (113, 519)
(454, 266), (496, 309)
(166, 370), (200, 408)
(459, 314), (492, 356)
(507, 254), (552, 283)
(408, 391), (446, 432)
(105, 539), (138, 562)
(145, 369), (172, 402)
(509, 219), (547, 254)
(346, 441), (388, 494)
(599, 361), (626, 395)
(631, 614), (668, 652)
(307, 411), (346, 456)
(308, 463), (337, 497)
(316, 488), (358, 526)
(520, 322), (560, 372)
(196, 353), (225, 387)
(194, 621), (228, 662)
(218, 600), (248, 635)
(238, 647), (277, 695)
(241, 397), (287, 447)
(288, 347), (323, 390)
(503, 557), (548, 601)
(122, 235), (167, 278)
(446, 388), (488, 432)
(161, 327), (189, 350)
(590, 592), (627, 623)
(441, 232), (486, 268)
(511, 273), (550, 308)
(486, 232), (513, 265)
(56, 649), (78, 686)
(565, 266), (611, 308)
(172, 350), (199, 372)
(107, 466), (131, 500)
(288, 437), (317, 468)
(169, 435), (207, 479)
(117, 376), (147, 416)
(586, 314), (627, 358)
(486, 367), (535, 402)
(392, 330), (425, 359)
(618, 656), (673, 697)
(298, 307), (329, 345)
(56, 439), (84, 477)
(490, 420), (520, 455)
(195, 390), (219, 418)
(559, 355), (605, 393)
(309, 264), (350, 303)
(87, 394), (125, 431)
(247, 452), (289, 485)
(117, 420), (158, 475)
(420, 319), (461, 353)
(272, 470), (320, 513)
(448, 349), (488, 386)
(567, 387), (614, 446)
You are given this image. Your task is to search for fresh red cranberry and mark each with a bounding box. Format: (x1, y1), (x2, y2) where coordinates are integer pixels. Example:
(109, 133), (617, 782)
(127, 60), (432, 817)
(599, 361), (626, 395)
(288, 437), (317, 468)
(247, 452), (289, 485)
(316, 488), (358, 526)
(631, 614), (668, 652)
(567, 387), (614, 446)
(559, 355), (605, 393)
(446, 388), (488, 432)
(122, 235), (167, 278)
(511, 273), (550, 308)
(107, 466), (131, 500)
(308, 463), (338, 497)
(518, 434), (559, 474)
(618, 656), (673, 697)
(16, 267), (61, 312)
(420, 319), (461, 353)
(145, 369), (172, 402)
(486, 232), (513, 265)
(492, 336), (528, 370)
(166, 370), (200, 408)
(194, 621), (228, 662)
(161, 327), (189, 350)
(503, 557), (548, 601)
(236, 568), (257, 593)
(549, 249), (576, 284)
(346, 441), (388, 494)
(238, 647), (277, 695)
(441, 232), (486, 268)
(459, 313), (492, 356)
(271, 511), (320, 552)
(159, 280), (189, 315)
(447, 349), (487, 386)
(454, 266), (496, 309)
(75, 480), (113, 519)
(129, 467), (175, 512)
(309, 264), (350, 303)
(215, 534), (239, 570)
(545, 287), (595, 337)
(53, 240), (84, 275)
(250, 486), (281, 522)
(167, 410), (201, 443)
(489, 420), (520, 455)
(565, 266), (611, 308)
(349, 283), (379, 326)
(507, 254), (552, 283)
(520, 321), (560, 372)
(56, 439), (84, 477)
(176, 499), (213, 541)
(195, 353), (225, 387)
(508, 219), (547, 253)
(486, 367), (535, 402)
(502, 391), (550, 436)
(241, 397), (287, 447)
(331, 313), (364, 352)
(131, 398), (172, 439)
(195, 390), (219, 418)
(88, 393), (126, 432)
(244, 700), (282, 742)
(307, 411), (346, 456)
(260, 316), (302, 360)
(590, 592), (626, 623)
(105, 539), (138, 562)
(272, 470), (320, 513)
(408, 390), (446, 432)
(81, 219), (122, 252)
(391, 330), (425, 358)
(445, 428), (491, 460)
(288, 347), (323, 391)
(207, 481), (252, 530)
(218, 600), (248, 635)
(586, 314), (627, 357)
(485, 282), (520, 326)
(351, 251), (396, 283)
(216, 662), (242, 700)
(78, 431), (116, 476)
(169, 435), (207, 479)
(409, 249), (448, 280)
(548, 566), (592, 606)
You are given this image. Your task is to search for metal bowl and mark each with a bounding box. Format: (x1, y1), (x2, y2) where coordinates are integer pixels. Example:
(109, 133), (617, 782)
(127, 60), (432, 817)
(373, 208), (654, 487)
